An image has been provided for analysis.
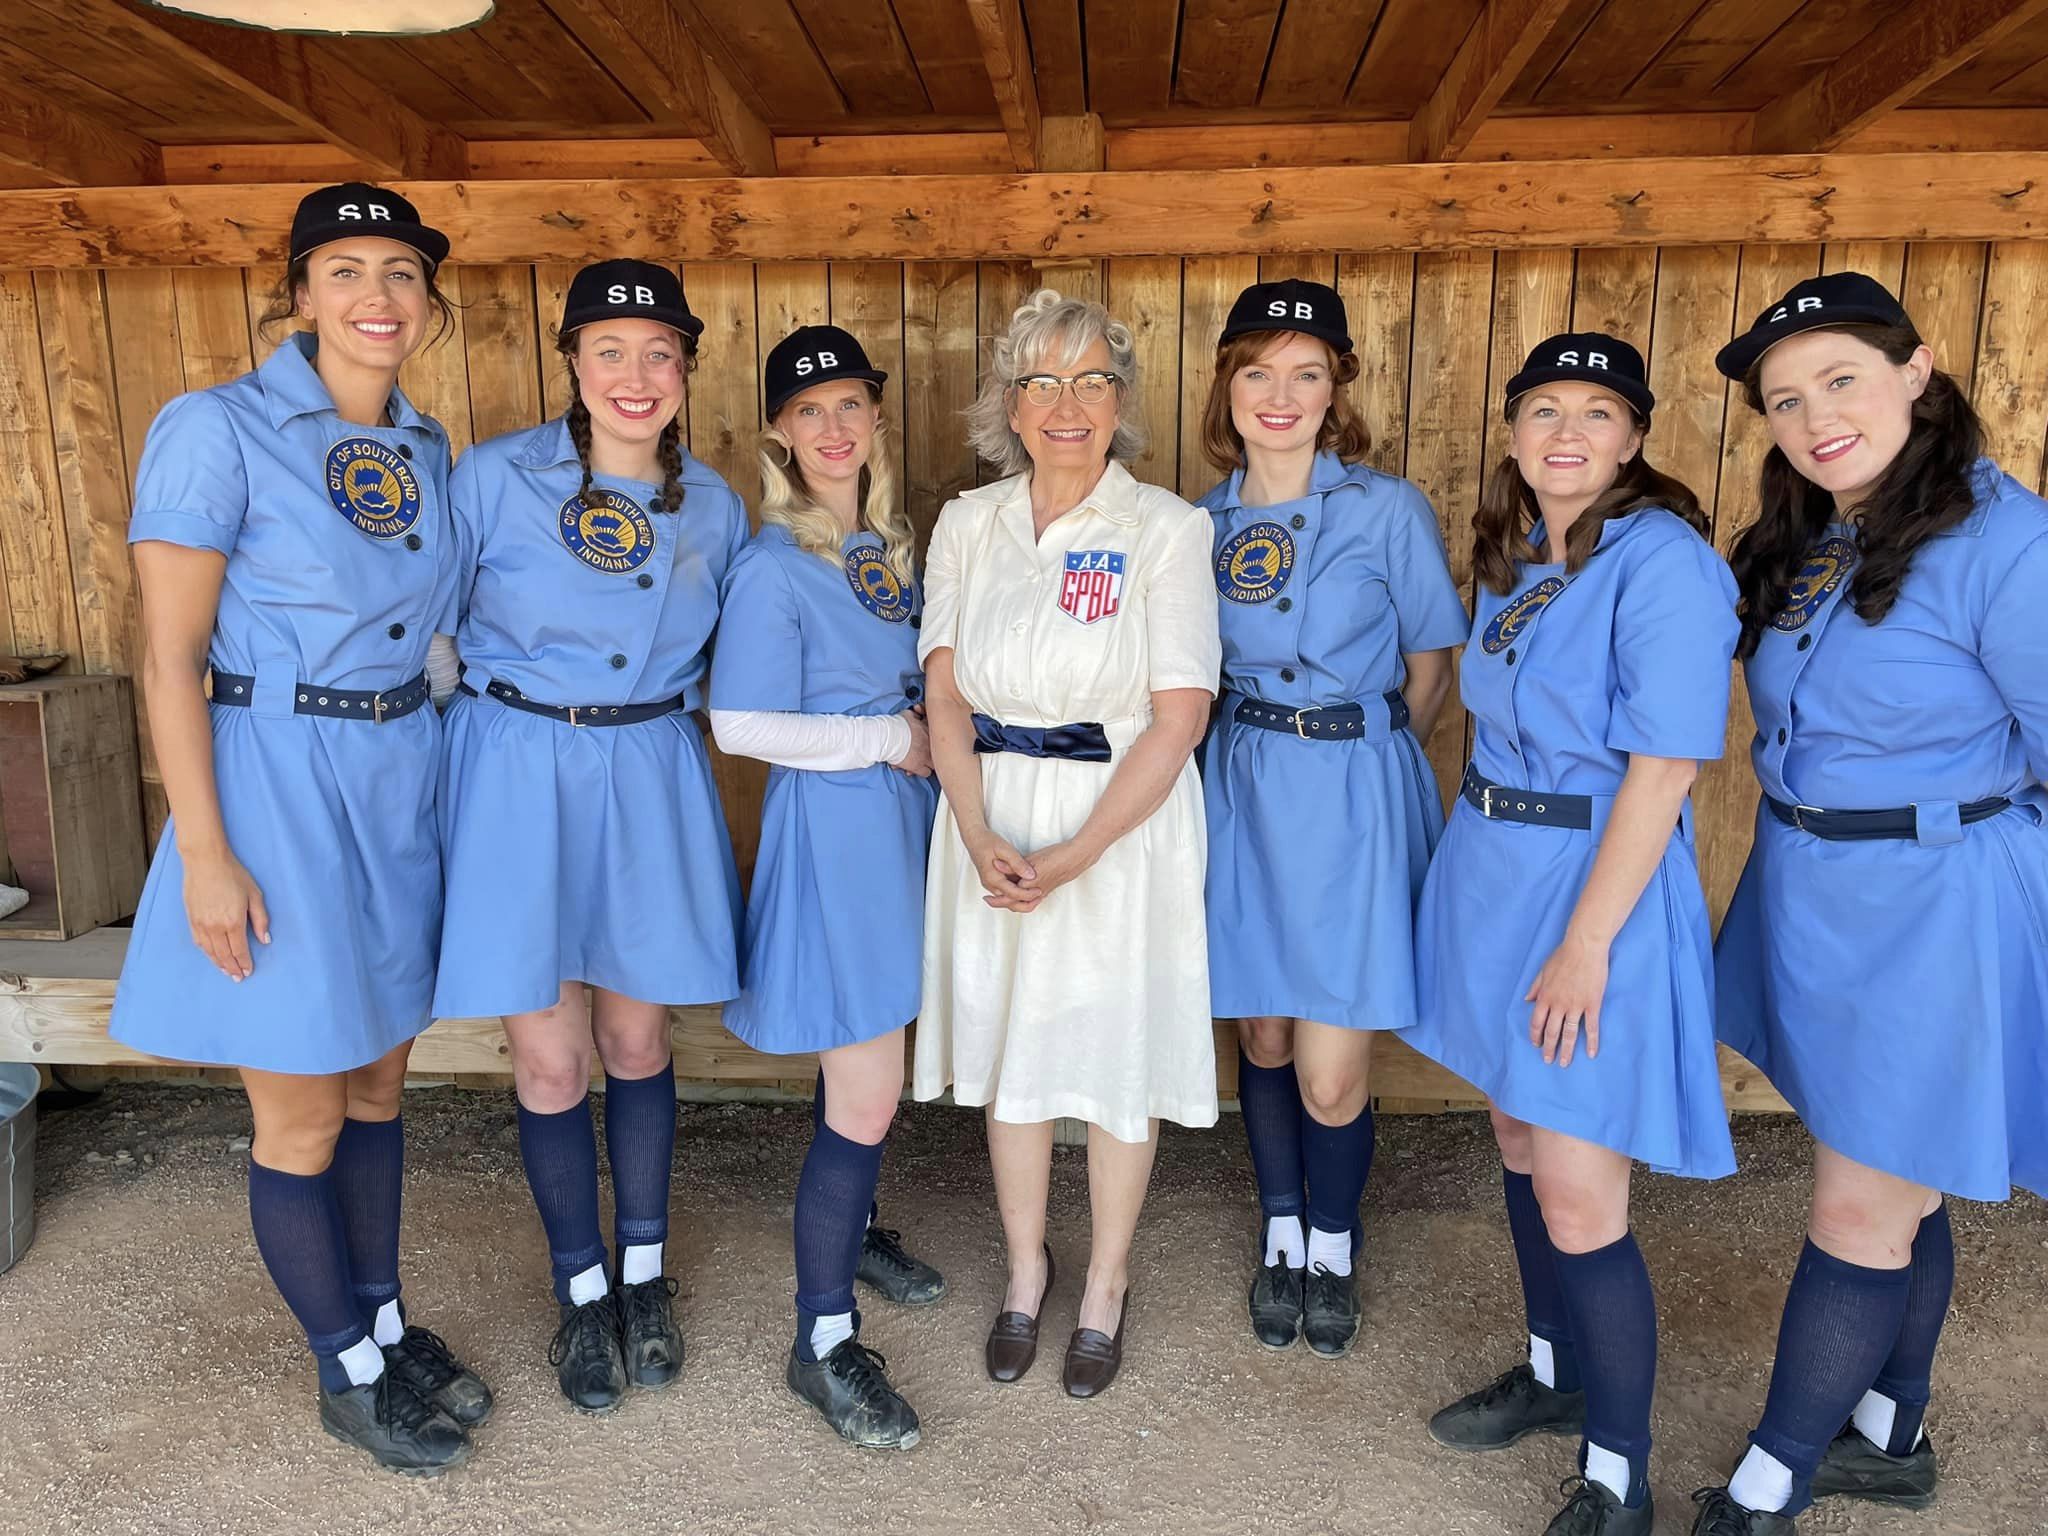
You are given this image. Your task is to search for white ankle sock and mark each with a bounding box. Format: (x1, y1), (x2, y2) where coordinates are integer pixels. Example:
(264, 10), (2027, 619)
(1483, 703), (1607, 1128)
(1306, 1224), (1352, 1277)
(1851, 1387), (1920, 1452)
(1584, 1442), (1631, 1503)
(567, 1261), (610, 1306)
(338, 1334), (387, 1387)
(810, 1312), (855, 1360)
(620, 1242), (663, 1286)
(1529, 1334), (1558, 1389)
(1728, 1444), (1795, 1513)
(372, 1299), (405, 1348)
(1264, 1215), (1305, 1268)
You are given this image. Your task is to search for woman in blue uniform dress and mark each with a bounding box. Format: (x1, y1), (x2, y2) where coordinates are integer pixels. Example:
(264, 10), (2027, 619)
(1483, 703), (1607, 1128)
(435, 261), (746, 1416)
(111, 184), (489, 1474)
(1194, 280), (1465, 1357)
(710, 325), (945, 1452)
(1689, 277), (2048, 1536)
(1404, 334), (1739, 1536)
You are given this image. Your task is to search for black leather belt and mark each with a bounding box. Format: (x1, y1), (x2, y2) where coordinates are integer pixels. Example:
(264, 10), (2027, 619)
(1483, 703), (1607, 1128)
(461, 679), (686, 727)
(971, 713), (1112, 762)
(1232, 689), (1410, 741)
(211, 670), (430, 723)
(1766, 793), (2009, 841)
(1460, 766), (1597, 830)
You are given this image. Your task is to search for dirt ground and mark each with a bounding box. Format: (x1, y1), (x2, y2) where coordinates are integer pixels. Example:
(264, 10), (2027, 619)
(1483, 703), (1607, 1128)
(1, 1087), (2043, 1536)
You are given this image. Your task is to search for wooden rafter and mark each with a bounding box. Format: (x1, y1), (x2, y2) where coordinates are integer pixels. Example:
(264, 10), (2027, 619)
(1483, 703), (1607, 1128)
(1752, 0), (2048, 153)
(542, 0), (775, 176)
(0, 81), (161, 187)
(1408, 0), (1582, 162)
(966, 0), (1043, 171)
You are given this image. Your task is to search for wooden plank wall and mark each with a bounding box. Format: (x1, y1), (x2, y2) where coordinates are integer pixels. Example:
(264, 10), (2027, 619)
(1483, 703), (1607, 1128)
(0, 244), (2033, 936)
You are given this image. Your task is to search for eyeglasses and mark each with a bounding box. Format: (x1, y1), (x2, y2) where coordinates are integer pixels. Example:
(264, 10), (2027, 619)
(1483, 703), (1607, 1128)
(1011, 370), (1122, 407)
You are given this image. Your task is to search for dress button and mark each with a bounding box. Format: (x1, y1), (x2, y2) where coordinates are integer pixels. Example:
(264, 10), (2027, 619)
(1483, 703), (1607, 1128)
(906, 684), (923, 702)
(1797, 633), (1812, 651)
(636, 573), (653, 589)
(1777, 728), (1788, 745)
(1505, 648), (1517, 665)
(910, 614), (921, 629)
(396, 443), (413, 460)
(610, 654), (628, 670)
(1290, 514), (1306, 530)
(1279, 667), (1296, 683)
(1276, 597), (1293, 613)
(387, 622), (405, 640)
(1013, 621), (1027, 634)
(404, 534), (423, 551)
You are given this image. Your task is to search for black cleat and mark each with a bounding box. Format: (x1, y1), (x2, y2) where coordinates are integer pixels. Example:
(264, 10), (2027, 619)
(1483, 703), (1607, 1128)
(384, 1324), (494, 1428)
(1545, 1478), (1652, 1535)
(319, 1371), (471, 1475)
(785, 1337), (921, 1450)
(1688, 1487), (1798, 1535)
(1428, 1362), (1586, 1451)
(1301, 1263), (1361, 1358)
(856, 1224), (947, 1306)
(548, 1292), (628, 1414)
(618, 1276), (684, 1389)
(1811, 1424), (1938, 1509)
(1247, 1260), (1305, 1350)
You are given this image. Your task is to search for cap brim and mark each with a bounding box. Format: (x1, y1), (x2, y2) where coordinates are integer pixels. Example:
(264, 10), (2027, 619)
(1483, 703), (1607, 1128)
(1713, 305), (1913, 381)
(765, 368), (888, 418)
(1217, 322), (1353, 353)
(1505, 366), (1654, 419)
(560, 309), (706, 340)
(292, 221), (449, 270)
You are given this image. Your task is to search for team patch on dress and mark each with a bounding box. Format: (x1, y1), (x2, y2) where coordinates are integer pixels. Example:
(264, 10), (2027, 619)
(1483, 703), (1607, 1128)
(1772, 535), (1858, 632)
(845, 546), (913, 623)
(1481, 576), (1566, 654)
(558, 488), (657, 574)
(1214, 522), (1297, 605)
(324, 438), (422, 540)
(1059, 549), (1126, 625)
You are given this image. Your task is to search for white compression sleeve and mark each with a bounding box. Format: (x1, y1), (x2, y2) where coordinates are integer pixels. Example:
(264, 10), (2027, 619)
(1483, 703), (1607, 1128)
(709, 708), (911, 772)
(425, 632), (461, 706)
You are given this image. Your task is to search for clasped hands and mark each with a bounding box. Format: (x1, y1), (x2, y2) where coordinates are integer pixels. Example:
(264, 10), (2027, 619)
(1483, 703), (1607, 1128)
(964, 828), (1097, 914)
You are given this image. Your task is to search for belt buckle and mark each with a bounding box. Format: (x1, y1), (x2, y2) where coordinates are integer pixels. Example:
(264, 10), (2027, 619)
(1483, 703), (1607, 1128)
(1791, 803), (1821, 831)
(1293, 708), (1311, 740)
(1480, 784), (1497, 819)
(567, 706), (586, 727)
(370, 689), (391, 725)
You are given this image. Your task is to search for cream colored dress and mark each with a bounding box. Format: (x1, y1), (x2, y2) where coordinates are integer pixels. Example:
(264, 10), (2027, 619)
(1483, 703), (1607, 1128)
(914, 461), (1222, 1142)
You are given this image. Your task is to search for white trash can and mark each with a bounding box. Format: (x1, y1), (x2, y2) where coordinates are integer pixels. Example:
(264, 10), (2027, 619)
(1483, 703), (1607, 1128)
(0, 1063), (36, 1274)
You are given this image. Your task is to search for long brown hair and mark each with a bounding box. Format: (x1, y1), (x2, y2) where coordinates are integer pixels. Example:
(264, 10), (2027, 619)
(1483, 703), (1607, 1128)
(1473, 401), (1706, 595)
(1727, 322), (1982, 658)
(254, 253), (457, 348)
(1201, 331), (1371, 473)
(553, 325), (698, 517)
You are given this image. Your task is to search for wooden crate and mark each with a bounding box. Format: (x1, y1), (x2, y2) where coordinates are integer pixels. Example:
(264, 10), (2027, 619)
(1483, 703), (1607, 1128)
(0, 676), (147, 940)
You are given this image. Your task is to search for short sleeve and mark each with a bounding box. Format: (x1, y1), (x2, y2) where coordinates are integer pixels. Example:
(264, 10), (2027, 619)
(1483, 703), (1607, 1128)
(444, 450), (485, 631)
(1144, 503), (1224, 695)
(128, 392), (248, 555)
(1606, 528), (1740, 761)
(917, 500), (965, 663)
(1384, 480), (1471, 653)
(710, 544), (805, 712)
(721, 488), (752, 575)
(1981, 530), (2048, 779)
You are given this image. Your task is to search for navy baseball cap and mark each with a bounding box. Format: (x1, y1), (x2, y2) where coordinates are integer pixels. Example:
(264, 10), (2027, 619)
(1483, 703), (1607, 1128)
(1715, 272), (1914, 381)
(764, 325), (888, 418)
(1505, 332), (1655, 421)
(289, 182), (448, 270)
(560, 260), (703, 339)
(1219, 280), (1353, 354)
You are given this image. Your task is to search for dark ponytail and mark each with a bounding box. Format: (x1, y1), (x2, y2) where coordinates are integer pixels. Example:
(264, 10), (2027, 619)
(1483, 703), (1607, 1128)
(555, 325), (697, 516)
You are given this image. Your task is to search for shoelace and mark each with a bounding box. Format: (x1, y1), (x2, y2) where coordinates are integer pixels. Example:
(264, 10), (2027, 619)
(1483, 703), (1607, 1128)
(1690, 1488), (1755, 1536)
(392, 1326), (461, 1390)
(1471, 1363), (1536, 1409)
(372, 1368), (441, 1433)
(862, 1228), (919, 1274)
(1252, 1260), (1299, 1304)
(1550, 1477), (1614, 1534)
(619, 1277), (679, 1337)
(548, 1292), (623, 1369)
(826, 1340), (902, 1414)
(1304, 1263), (1353, 1310)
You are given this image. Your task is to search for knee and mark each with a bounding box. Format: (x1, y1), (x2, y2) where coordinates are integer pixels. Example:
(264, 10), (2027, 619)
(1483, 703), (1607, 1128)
(1810, 1191), (1917, 1267)
(596, 1033), (672, 1083)
(827, 1093), (898, 1147)
(255, 1102), (348, 1173)
(1298, 1064), (1368, 1126)
(1489, 1106), (1535, 1172)
(514, 1051), (593, 1115)
(1530, 1169), (1619, 1254)
(1237, 1016), (1294, 1069)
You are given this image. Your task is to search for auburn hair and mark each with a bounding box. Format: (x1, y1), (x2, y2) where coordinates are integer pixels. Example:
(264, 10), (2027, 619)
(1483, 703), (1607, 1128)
(1201, 331), (1371, 474)
(554, 324), (698, 518)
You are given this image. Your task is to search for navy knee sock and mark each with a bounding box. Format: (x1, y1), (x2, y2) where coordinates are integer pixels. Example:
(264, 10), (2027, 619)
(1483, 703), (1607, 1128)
(1504, 1168), (1581, 1392)
(792, 1123), (886, 1362)
(1302, 1102), (1374, 1239)
(604, 1062), (677, 1261)
(1552, 1232), (1658, 1508)
(329, 1116), (405, 1333)
(248, 1160), (370, 1394)
(517, 1096), (609, 1304)
(1751, 1240), (1914, 1514)
(813, 1072), (878, 1227)
(1871, 1203), (1953, 1455)
(1236, 1051), (1306, 1222)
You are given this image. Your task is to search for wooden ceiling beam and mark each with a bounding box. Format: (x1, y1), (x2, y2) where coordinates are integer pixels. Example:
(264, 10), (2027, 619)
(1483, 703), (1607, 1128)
(1408, 0), (1583, 162)
(541, 0), (775, 176)
(966, 0), (1043, 171)
(1753, 0), (2048, 153)
(4, 152), (2045, 266)
(0, 82), (162, 187)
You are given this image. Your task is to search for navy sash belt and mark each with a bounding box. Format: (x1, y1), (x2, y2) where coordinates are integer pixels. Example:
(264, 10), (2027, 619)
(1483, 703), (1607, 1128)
(211, 669), (430, 723)
(1765, 792), (2009, 842)
(971, 712), (1112, 762)
(1460, 766), (1598, 831)
(1232, 690), (1409, 742)
(461, 679), (687, 727)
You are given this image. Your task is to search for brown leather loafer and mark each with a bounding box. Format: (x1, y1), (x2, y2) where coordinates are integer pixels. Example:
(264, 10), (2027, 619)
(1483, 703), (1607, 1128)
(985, 1244), (1055, 1384)
(1060, 1289), (1129, 1399)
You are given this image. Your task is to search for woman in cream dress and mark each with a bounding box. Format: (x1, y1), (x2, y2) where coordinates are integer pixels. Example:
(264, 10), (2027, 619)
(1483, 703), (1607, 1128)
(917, 289), (1221, 1400)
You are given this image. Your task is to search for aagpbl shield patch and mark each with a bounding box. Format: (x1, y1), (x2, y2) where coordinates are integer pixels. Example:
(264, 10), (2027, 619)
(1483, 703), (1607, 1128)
(1480, 576), (1566, 654)
(1772, 535), (1858, 632)
(559, 488), (656, 574)
(325, 437), (422, 540)
(1214, 521), (1297, 605)
(845, 546), (913, 623)
(1059, 549), (1125, 625)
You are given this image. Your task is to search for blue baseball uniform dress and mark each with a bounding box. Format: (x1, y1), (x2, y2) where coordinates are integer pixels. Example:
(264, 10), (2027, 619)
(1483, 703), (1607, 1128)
(1716, 461), (2048, 1201)
(1198, 452), (1469, 1030)
(1405, 510), (1740, 1178)
(112, 333), (459, 1073)
(710, 526), (937, 1052)
(433, 416), (746, 1017)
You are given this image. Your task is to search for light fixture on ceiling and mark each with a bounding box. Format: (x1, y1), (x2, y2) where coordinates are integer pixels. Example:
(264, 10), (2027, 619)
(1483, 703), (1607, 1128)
(137, 1), (494, 36)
